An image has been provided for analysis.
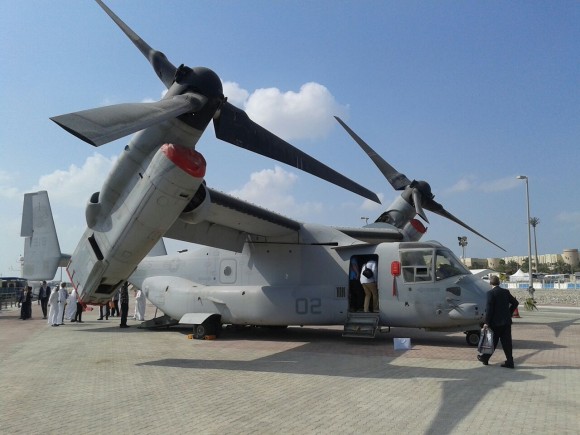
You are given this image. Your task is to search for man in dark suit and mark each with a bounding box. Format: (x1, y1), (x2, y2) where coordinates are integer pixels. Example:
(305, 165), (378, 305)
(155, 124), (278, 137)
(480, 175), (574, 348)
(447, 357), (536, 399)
(119, 282), (130, 328)
(478, 275), (519, 368)
(38, 281), (51, 319)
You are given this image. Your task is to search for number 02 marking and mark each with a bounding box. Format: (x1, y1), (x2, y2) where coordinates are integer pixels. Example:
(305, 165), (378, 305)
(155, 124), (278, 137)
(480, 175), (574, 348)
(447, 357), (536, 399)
(295, 298), (322, 315)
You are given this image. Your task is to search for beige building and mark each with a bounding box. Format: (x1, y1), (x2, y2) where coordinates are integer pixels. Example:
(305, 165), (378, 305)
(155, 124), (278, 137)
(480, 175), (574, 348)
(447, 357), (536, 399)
(464, 248), (579, 270)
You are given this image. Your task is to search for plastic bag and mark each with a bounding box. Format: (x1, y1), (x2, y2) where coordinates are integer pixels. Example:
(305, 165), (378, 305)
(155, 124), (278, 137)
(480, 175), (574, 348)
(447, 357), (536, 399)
(393, 338), (411, 350)
(477, 327), (494, 355)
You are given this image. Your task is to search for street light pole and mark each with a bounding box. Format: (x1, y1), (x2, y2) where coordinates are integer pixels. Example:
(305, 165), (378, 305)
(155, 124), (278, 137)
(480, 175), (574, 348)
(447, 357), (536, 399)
(517, 175), (534, 297)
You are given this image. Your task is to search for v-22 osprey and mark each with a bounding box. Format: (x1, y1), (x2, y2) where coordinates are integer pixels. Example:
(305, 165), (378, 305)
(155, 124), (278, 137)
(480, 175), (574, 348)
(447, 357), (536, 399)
(21, 0), (505, 345)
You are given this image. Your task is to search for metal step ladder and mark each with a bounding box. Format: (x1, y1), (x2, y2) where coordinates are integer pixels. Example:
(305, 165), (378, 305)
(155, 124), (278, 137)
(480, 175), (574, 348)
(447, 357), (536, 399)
(342, 312), (380, 338)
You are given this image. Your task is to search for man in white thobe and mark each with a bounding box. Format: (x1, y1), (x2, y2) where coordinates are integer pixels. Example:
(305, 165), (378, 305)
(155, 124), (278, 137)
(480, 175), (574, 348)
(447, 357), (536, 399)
(134, 289), (146, 321)
(65, 288), (78, 320)
(57, 283), (68, 325)
(48, 287), (60, 326)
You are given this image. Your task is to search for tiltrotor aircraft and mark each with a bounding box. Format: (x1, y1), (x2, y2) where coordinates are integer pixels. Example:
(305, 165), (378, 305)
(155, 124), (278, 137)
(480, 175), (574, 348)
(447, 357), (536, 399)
(22, 0), (504, 345)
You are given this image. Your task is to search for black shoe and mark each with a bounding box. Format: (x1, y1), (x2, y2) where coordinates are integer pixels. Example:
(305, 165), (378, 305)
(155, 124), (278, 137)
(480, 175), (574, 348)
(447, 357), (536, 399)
(97, 317), (103, 320)
(120, 324), (130, 328)
(477, 355), (489, 365)
(501, 361), (514, 369)
(70, 320), (77, 322)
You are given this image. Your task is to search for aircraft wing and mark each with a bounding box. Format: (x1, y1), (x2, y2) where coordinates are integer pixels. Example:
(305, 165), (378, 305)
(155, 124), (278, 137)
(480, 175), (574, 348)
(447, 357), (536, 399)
(164, 188), (301, 252)
(333, 227), (404, 244)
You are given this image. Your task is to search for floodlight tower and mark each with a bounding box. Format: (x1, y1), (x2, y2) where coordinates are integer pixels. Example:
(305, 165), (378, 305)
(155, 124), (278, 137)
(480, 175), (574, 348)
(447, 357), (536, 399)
(458, 236), (468, 263)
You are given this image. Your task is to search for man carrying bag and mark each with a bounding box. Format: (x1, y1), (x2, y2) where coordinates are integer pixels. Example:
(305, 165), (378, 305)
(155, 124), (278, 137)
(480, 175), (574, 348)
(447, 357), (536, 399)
(477, 326), (494, 357)
(477, 275), (519, 368)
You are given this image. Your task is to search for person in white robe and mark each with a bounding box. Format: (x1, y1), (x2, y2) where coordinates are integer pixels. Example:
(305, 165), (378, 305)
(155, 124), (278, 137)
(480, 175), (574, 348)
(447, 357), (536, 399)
(47, 287), (60, 326)
(134, 289), (146, 321)
(57, 283), (68, 325)
(65, 288), (78, 320)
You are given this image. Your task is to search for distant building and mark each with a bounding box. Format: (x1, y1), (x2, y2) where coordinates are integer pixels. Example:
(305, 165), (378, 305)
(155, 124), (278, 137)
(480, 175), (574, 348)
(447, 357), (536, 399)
(462, 257), (488, 269)
(464, 248), (579, 270)
(562, 249), (579, 267)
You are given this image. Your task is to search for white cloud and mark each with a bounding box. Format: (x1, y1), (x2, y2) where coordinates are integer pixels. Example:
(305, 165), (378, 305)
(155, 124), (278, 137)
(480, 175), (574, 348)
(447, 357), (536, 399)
(445, 177), (474, 194)
(223, 82), (249, 107)
(223, 81), (348, 141)
(0, 170), (21, 200)
(479, 176), (522, 193)
(228, 166), (323, 219)
(33, 153), (117, 209)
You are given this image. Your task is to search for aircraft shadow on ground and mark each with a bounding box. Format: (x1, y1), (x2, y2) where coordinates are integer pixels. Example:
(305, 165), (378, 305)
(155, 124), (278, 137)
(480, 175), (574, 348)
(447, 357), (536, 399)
(135, 326), (569, 435)
(515, 316), (580, 338)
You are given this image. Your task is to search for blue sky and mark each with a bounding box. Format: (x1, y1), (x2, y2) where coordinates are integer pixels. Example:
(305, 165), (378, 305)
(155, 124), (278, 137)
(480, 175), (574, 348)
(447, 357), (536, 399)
(1, 1), (579, 277)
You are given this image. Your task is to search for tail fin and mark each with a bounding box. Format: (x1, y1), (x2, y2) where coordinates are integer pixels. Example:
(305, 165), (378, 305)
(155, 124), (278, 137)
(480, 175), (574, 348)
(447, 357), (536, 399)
(21, 191), (71, 280)
(148, 238), (167, 257)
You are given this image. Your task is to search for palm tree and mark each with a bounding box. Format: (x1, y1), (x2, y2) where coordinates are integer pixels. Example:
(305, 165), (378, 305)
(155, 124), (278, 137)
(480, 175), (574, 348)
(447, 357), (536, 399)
(530, 217), (540, 273)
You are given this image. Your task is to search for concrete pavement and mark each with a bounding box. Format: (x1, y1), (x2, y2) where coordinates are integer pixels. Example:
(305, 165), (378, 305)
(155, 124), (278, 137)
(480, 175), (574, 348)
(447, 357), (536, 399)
(1, 302), (579, 434)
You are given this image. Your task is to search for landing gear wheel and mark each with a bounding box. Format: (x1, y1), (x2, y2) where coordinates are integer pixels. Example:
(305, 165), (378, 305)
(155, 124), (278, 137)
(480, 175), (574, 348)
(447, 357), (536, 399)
(465, 330), (480, 346)
(193, 316), (221, 339)
(193, 324), (207, 340)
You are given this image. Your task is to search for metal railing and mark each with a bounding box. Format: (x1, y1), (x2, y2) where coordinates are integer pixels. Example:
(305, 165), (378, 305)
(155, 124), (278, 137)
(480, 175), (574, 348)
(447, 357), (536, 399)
(0, 292), (20, 310)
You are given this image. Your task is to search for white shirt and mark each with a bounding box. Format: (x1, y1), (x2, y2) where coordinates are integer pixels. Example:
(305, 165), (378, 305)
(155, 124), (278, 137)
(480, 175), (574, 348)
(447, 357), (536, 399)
(360, 260), (377, 284)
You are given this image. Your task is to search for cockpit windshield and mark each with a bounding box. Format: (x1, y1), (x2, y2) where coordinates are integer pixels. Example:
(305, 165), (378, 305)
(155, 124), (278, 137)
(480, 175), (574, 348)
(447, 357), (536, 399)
(434, 249), (470, 280)
(400, 247), (469, 283)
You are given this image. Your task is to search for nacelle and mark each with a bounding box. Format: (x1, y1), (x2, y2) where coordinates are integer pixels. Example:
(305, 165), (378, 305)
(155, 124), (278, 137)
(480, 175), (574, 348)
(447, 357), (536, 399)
(179, 183), (211, 224)
(70, 143), (206, 303)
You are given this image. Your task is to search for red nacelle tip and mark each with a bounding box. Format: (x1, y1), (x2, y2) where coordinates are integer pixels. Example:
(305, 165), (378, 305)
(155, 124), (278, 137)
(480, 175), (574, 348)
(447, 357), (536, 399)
(161, 143), (206, 178)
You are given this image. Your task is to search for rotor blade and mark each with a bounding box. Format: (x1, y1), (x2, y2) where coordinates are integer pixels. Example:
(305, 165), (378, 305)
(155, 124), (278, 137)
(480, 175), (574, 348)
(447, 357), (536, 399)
(424, 199), (506, 251)
(214, 102), (381, 204)
(95, 0), (176, 89)
(51, 94), (207, 146)
(334, 116), (411, 190)
(411, 188), (429, 223)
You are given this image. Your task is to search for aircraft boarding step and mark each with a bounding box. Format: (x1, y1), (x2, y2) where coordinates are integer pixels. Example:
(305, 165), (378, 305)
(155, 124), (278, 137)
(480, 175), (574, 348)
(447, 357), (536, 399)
(342, 312), (380, 338)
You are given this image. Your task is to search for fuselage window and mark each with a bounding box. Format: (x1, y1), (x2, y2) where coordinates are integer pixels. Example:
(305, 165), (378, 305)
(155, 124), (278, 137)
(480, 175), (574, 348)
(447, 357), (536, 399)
(400, 249), (433, 283)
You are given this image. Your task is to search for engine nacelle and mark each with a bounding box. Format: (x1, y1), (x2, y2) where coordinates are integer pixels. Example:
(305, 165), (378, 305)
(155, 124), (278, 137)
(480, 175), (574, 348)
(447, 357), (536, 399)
(401, 218), (427, 242)
(69, 143), (206, 303)
(179, 183), (211, 224)
(85, 191), (101, 229)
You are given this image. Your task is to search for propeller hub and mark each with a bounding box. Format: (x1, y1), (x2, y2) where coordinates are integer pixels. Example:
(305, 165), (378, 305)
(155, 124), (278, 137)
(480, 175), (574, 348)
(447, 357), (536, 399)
(410, 180), (434, 199)
(174, 65), (223, 99)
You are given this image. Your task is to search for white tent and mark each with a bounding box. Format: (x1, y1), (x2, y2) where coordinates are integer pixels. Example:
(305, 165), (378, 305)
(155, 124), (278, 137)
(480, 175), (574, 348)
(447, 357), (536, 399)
(509, 269), (529, 282)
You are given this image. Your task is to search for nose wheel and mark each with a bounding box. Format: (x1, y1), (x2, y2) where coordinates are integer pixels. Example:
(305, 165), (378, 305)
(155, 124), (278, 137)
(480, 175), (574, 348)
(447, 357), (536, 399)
(465, 330), (480, 346)
(193, 315), (221, 339)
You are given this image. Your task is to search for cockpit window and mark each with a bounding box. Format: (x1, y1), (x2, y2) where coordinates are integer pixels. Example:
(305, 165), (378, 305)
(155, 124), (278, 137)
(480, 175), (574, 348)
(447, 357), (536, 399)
(400, 249), (433, 283)
(435, 249), (470, 280)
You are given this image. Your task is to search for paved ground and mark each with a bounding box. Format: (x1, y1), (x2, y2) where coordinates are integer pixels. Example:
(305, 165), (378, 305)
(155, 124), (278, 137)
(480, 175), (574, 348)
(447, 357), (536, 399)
(1, 302), (579, 435)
